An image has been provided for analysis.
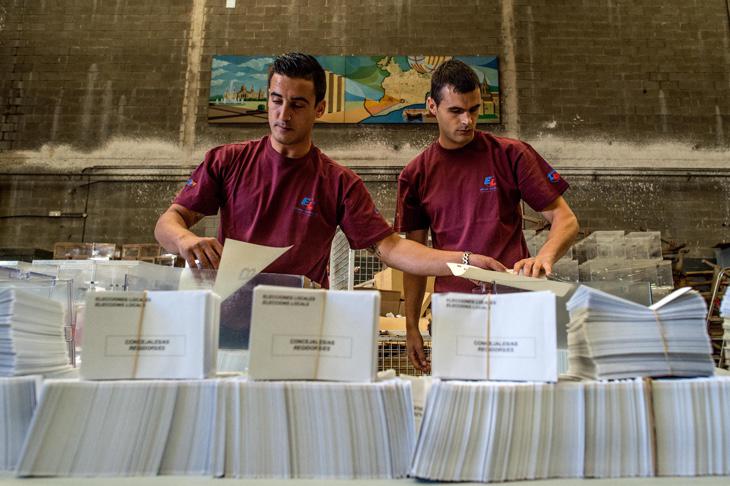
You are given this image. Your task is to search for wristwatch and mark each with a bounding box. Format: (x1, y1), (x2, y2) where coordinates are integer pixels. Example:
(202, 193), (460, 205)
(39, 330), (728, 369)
(462, 251), (471, 265)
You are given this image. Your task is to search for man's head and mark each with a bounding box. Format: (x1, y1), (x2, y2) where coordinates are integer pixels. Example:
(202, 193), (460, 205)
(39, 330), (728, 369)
(427, 59), (483, 149)
(267, 53), (327, 156)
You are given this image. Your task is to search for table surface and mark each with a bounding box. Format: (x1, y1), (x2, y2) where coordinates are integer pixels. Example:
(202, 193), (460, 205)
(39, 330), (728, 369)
(1, 476), (730, 485)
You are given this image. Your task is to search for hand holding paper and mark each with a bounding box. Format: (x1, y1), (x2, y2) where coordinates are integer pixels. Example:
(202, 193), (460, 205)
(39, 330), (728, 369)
(448, 262), (575, 297)
(211, 239), (292, 300)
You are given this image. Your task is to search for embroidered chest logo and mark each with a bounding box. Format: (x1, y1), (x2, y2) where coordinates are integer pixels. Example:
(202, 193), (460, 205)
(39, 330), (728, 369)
(296, 196), (318, 216)
(185, 178), (197, 188)
(481, 175), (497, 192)
(547, 170), (561, 183)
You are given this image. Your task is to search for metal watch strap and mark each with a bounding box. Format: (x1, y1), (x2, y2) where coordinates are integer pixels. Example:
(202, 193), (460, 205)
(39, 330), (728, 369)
(462, 251), (471, 265)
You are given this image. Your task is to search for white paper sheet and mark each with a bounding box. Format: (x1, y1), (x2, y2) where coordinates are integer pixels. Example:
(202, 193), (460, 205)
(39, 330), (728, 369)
(212, 239), (292, 300)
(447, 263), (576, 297)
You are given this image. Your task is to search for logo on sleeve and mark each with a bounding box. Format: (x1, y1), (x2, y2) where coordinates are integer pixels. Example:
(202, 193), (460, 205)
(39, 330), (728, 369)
(296, 196), (317, 216)
(185, 178), (197, 188)
(547, 170), (561, 183)
(481, 175), (497, 192)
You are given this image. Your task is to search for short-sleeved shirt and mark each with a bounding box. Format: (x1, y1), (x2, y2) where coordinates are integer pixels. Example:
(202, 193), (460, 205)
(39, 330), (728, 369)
(174, 136), (394, 287)
(395, 131), (569, 293)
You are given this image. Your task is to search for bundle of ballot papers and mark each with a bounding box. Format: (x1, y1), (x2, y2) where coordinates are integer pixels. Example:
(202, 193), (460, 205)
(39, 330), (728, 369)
(16, 379), (225, 477)
(411, 378), (654, 482)
(80, 290), (220, 380)
(652, 376), (730, 476)
(430, 291), (557, 382)
(0, 289), (72, 376)
(248, 286), (379, 382)
(16, 377), (414, 479)
(0, 376), (39, 471)
(224, 379), (414, 479)
(566, 286), (714, 379)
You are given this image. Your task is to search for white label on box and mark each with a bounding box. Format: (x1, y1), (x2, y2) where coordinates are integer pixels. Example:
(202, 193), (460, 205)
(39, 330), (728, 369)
(105, 335), (186, 357)
(272, 335), (352, 358)
(456, 336), (536, 358)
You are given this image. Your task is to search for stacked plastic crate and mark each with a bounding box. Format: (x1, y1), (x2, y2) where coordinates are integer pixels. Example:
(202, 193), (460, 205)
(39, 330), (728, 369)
(573, 231), (673, 302)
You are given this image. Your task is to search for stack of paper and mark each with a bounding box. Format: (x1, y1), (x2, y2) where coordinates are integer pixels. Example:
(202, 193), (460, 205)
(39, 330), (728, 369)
(0, 289), (72, 376)
(224, 379), (414, 479)
(653, 376), (730, 476)
(80, 290), (220, 379)
(410, 380), (585, 482)
(583, 378), (654, 478)
(566, 286), (714, 379)
(0, 376), (40, 471)
(158, 380), (226, 476)
(431, 291), (557, 382)
(16, 379), (225, 477)
(248, 287), (379, 382)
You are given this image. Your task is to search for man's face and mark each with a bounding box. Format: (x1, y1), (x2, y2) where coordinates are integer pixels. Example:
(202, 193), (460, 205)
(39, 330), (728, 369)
(267, 73), (325, 150)
(428, 85), (482, 150)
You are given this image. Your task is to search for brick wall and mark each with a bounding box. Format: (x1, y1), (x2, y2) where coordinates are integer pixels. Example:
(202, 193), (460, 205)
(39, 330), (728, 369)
(0, 0), (192, 150)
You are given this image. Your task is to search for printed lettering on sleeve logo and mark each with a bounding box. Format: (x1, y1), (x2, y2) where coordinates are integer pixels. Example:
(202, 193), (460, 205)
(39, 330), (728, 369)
(185, 178), (197, 188)
(547, 170), (561, 183)
(481, 175), (497, 192)
(296, 196), (317, 216)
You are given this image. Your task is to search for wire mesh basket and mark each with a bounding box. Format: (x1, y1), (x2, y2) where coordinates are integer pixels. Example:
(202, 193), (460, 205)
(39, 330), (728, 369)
(378, 334), (432, 376)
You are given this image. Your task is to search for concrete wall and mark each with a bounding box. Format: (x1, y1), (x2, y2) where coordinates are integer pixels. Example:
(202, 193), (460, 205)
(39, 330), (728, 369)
(0, 0), (729, 251)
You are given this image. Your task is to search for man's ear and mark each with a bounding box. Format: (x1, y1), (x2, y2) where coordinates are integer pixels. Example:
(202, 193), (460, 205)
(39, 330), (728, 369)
(427, 96), (438, 116)
(315, 99), (326, 119)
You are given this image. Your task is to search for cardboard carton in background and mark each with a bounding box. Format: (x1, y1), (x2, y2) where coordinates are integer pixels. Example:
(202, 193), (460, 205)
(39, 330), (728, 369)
(374, 268), (434, 298)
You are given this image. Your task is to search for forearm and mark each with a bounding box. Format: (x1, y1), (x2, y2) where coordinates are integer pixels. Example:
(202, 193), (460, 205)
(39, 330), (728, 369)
(404, 272), (427, 333)
(154, 210), (196, 254)
(537, 212), (579, 263)
(377, 236), (466, 277)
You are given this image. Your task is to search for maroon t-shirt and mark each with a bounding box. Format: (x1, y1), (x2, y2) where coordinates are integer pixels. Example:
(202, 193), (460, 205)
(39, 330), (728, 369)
(395, 131), (569, 293)
(174, 136), (394, 287)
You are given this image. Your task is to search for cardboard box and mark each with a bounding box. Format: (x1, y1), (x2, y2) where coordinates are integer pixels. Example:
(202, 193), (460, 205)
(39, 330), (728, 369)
(374, 268), (435, 298)
(397, 292), (431, 318)
(355, 288), (401, 316)
(379, 316), (430, 333)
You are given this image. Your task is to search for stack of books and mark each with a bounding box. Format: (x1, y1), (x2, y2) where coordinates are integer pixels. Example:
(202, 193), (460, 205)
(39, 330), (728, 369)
(0, 376), (40, 471)
(16, 380), (224, 477)
(653, 376), (730, 476)
(0, 289), (72, 376)
(224, 379), (414, 479)
(410, 380), (585, 482)
(566, 286), (714, 379)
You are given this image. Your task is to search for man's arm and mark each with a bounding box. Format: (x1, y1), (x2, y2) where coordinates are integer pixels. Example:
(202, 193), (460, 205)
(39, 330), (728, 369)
(371, 233), (506, 277)
(402, 230), (430, 372)
(154, 203), (223, 269)
(372, 231), (507, 372)
(513, 196), (579, 277)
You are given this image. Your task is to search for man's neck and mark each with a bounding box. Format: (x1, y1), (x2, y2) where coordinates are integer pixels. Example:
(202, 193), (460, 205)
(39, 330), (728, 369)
(270, 137), (312, 159)
(437, 134), (473, 150)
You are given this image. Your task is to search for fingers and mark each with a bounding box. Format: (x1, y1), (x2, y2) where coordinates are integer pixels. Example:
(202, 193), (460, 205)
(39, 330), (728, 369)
(513, 259), (527, 274)
(514, 258), (551, 278)
(182, 238), (222, 269)
(200, 240), (222, 269)
(487, 257), (507, 272)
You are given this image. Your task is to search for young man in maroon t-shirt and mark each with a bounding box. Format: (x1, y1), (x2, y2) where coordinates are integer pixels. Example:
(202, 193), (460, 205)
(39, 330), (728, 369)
(155, 53), (506, 289)
(395, 59), (579, 372)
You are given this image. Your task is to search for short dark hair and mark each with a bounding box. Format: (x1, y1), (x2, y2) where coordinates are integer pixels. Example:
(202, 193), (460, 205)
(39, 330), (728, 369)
(268, 53), (326, 104)
(430, 59), (481, 105)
